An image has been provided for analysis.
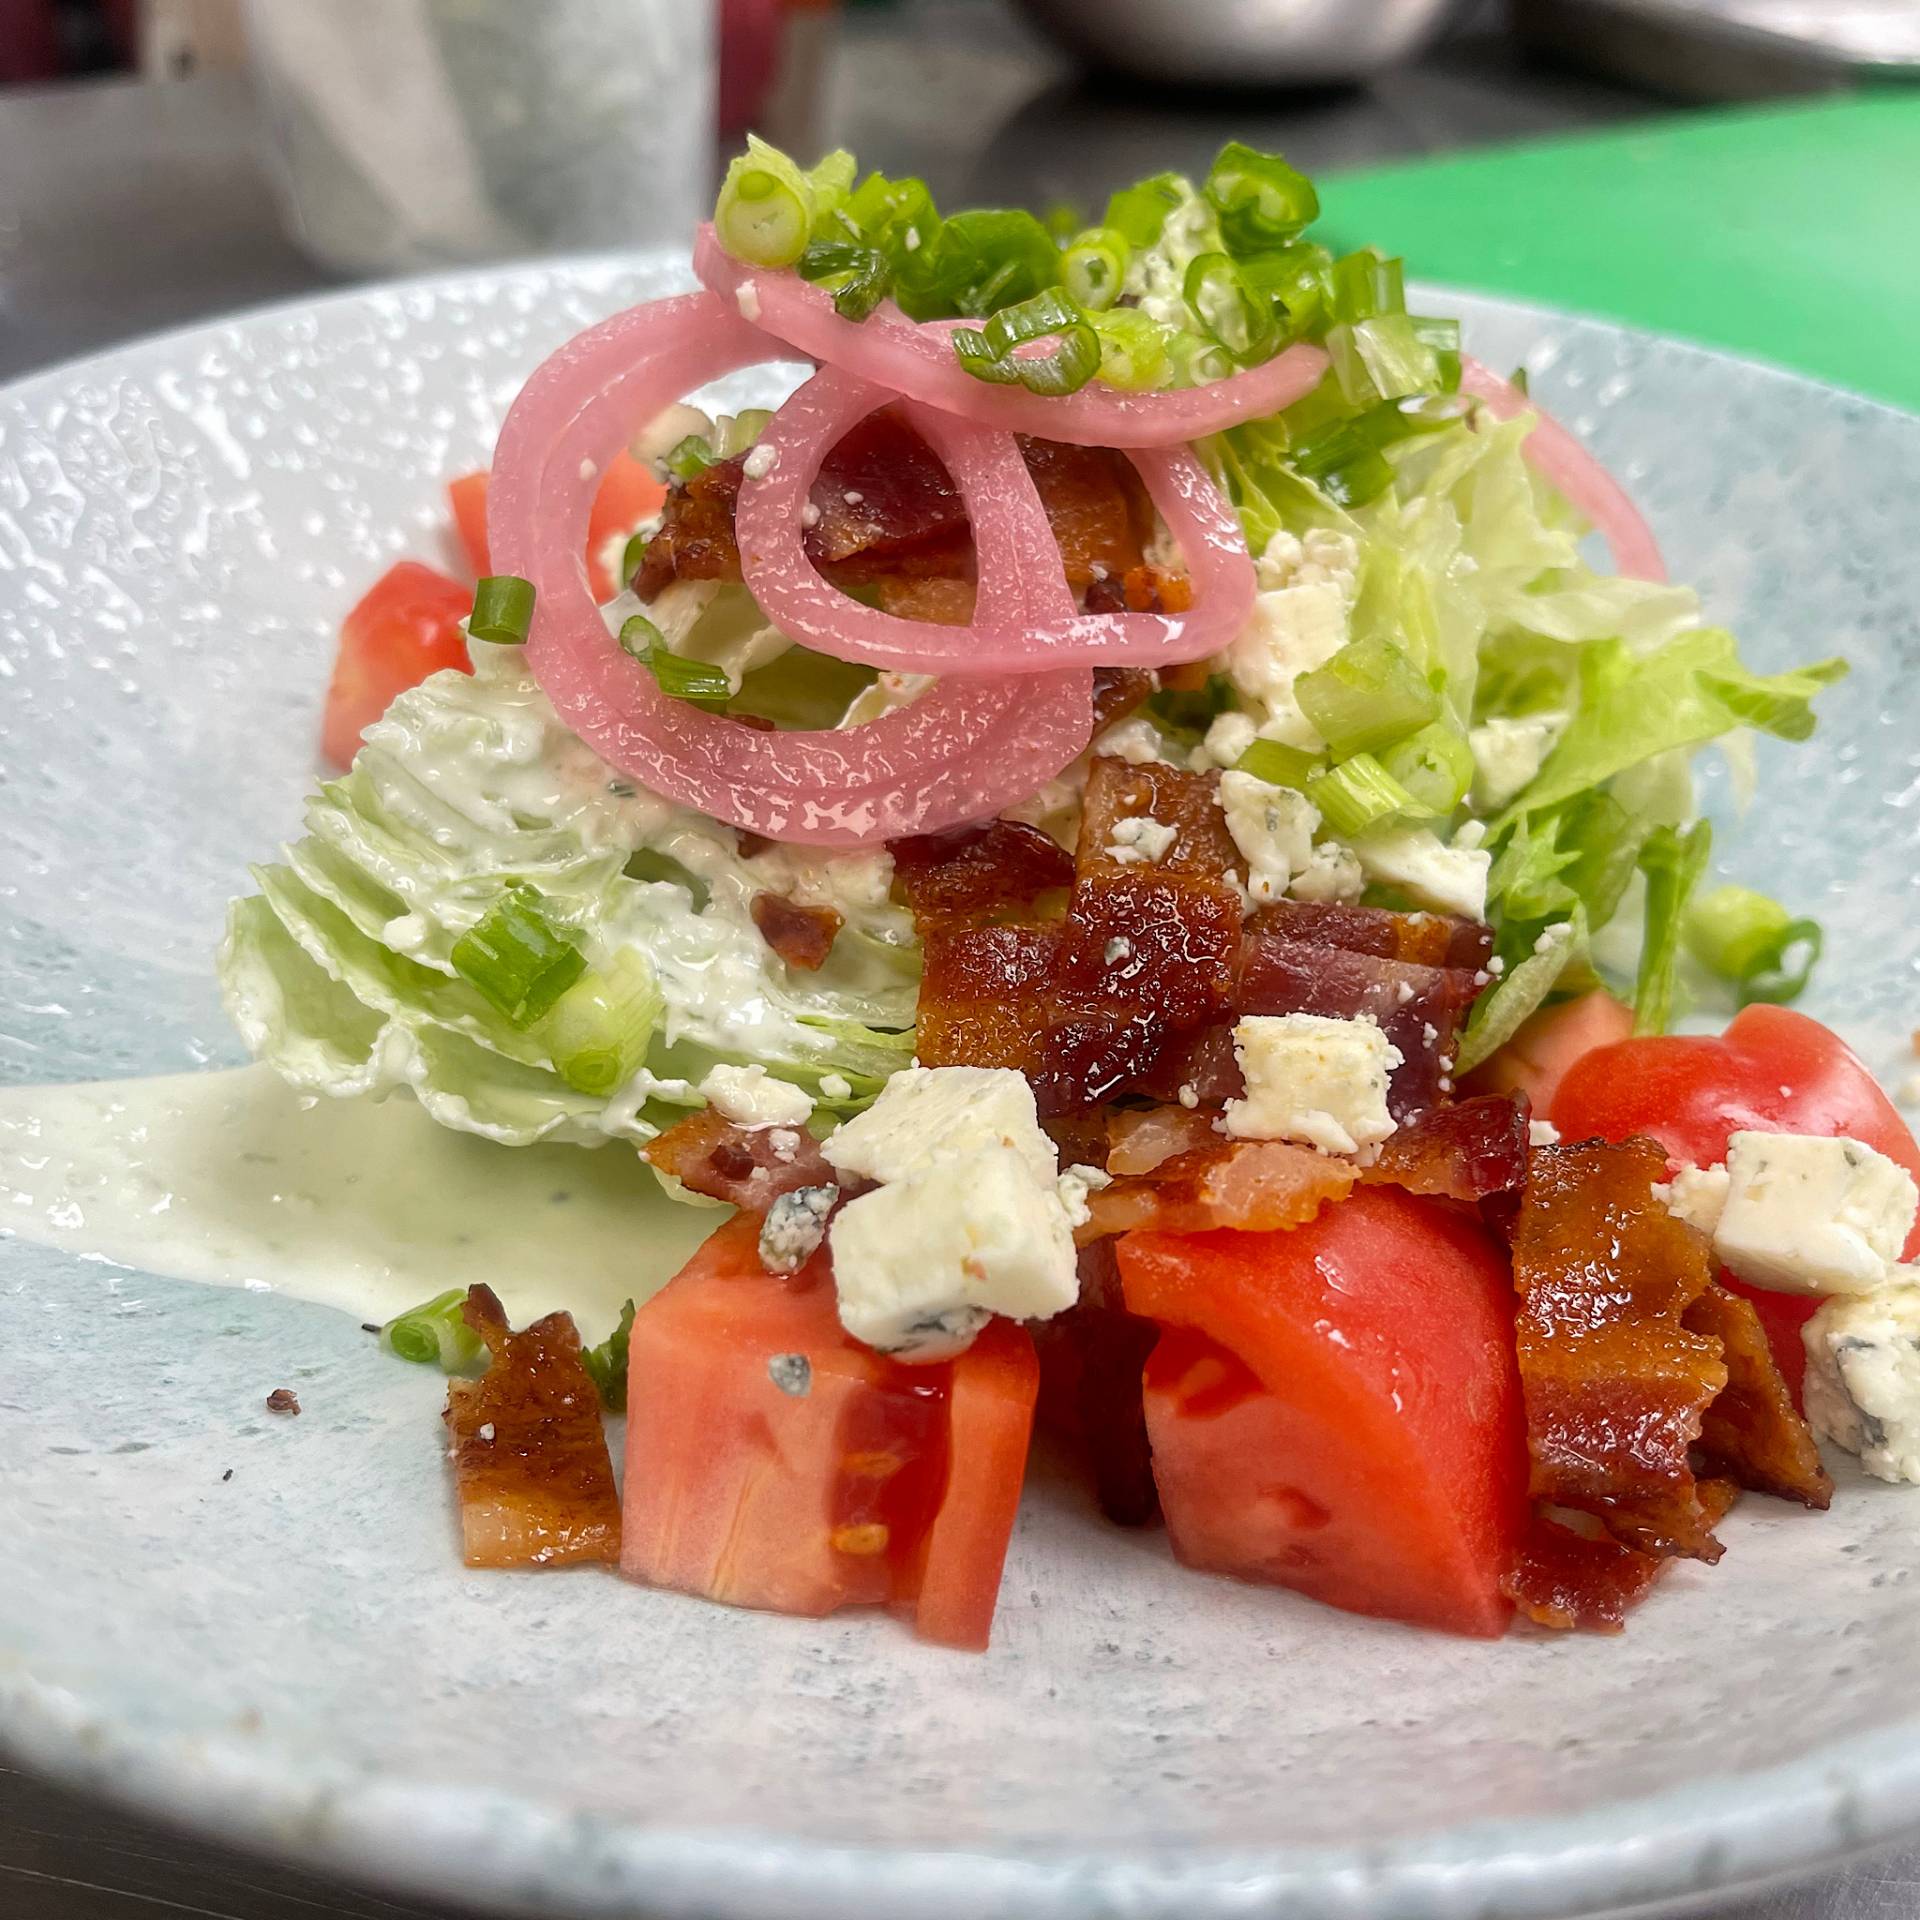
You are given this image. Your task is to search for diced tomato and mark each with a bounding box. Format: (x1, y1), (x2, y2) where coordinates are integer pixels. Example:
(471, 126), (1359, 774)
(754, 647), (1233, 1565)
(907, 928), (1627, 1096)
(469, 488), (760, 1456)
(1117, 1188), (1527, 1638)
(1464, 990), (1632, 1113)
(585, 450), (667, 602)
(621, 1216), (1038, 1650)
(321, 560), (473, 768)
(1550, 1005), (1920, 1399)
(447, 470), (491, 576)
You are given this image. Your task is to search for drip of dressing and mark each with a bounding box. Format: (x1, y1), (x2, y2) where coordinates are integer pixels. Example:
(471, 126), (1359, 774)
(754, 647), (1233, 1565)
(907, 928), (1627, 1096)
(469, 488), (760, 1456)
(0, 1066), (720, 1340)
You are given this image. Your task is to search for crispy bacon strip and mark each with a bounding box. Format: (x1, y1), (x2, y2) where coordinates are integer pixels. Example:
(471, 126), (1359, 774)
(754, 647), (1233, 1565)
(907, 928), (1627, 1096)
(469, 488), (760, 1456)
(750, 892), (842, 970)
(1107, 1103), (1218, 1175)
(443, 1286), (621, 1569)
(890, 820), (1074, 925)
(1247, 898), (1493, 971)
(643, 1109), (835, 1212)
(1363, 1093), (1531, 1204)
(1502, 1481), (1740, 1633)
(1083, 566), (1194, 616)
(1687, 1283), (1834, 1509)
(1090, 664), (1157, 731)
(916, 921), (1060, 1076)
(1078, 1138), (1354, 1243)
(1510, 1138), (1729, 1562)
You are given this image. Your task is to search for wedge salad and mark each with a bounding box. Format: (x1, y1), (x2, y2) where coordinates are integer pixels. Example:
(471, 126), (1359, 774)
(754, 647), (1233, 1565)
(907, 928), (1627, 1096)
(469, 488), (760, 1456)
(219, 139), (1920, 1648)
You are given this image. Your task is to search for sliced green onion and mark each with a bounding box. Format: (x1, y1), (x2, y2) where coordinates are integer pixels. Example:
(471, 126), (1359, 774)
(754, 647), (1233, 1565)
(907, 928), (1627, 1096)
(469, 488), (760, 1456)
(1633, 819), (1713, 1037)
(623, 847), (710, 911)
(664, 433), (715, 482)
(1240, 240), (1333, 335)
(469, 574), (535, 646)
(897, 207), (1060, 320)
(542, 949), (663, 1097)
(1380, 722), (1475, 815)
(951, 288), (1100, 397)
(1329, 249), (1405, 324)
(714, 409), (775, 459)
(1167, 329), (1236, 389)
(1087, 309), (1173, 391)
(620, 614), (733, 710)
(1306, 753), (1427, 838)
(1041, 199), (1083, 243)
(1061, 226), (1130, 311)
(798, 239), (889, 321)
(580, 1299), (636, 1411)
(1296, 635), (1442, 759)
(618, 529), (652, 590)
(842, 170), (938, 255)
(1343, 313), (1441, 404)
(1144, 674), (1235, 740)
(1234, 738), (1324, 790)
(1103, 171), (1184, 249)
(1287, 419), (1395, 508)
(1685, 883), (1823, 1007)
(714, 135), (814, 269)
(381, 1289), (485, 1372)
(1184, 251), (1278, 365)
(1204, 141), (1319, 254)
(451, 885), (588, 1029)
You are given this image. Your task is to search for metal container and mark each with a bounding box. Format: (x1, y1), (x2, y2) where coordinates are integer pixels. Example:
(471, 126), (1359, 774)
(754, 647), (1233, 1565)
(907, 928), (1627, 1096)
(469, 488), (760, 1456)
(1007, 0), (1465, 86)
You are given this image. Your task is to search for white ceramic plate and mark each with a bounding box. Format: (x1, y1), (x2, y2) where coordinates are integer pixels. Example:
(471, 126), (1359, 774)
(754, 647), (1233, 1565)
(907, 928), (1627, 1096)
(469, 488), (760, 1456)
(4, 256), (1920, 1920)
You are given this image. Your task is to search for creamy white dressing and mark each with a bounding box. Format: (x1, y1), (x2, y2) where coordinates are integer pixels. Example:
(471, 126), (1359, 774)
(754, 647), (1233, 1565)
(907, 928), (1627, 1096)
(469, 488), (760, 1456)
(0, 1066), (717, 1339)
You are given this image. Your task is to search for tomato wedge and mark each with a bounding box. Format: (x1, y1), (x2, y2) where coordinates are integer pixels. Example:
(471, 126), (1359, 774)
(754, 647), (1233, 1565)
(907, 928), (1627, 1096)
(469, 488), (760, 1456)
(1464, 990), (1632, 1114)
(321, 560), (473, 768)
(1550, 1004), (1920, 1400)
(622, 1215), (1037, 1650)
(585, 450), (667, 602)
(1117, 1188), (1527, 1638)
(448, 470), (491, 576)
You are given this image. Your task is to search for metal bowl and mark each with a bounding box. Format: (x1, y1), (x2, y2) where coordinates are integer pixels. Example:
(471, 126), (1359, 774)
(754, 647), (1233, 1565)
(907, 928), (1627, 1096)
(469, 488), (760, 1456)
(1009, 0), (1464, 86)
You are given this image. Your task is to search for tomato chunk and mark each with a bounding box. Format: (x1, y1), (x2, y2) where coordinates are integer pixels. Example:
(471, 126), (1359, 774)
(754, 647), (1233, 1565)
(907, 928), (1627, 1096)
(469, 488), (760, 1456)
(586, 450), (667, 602)
(622, 1216), (1037, 1650)
(1550, 1005), (1920, 1401)
(448, 470), (491, 576)
(1117, 1188), (1527, 1638)
(321, 560), (472, 768)
(1464, 990), (1631, 1113)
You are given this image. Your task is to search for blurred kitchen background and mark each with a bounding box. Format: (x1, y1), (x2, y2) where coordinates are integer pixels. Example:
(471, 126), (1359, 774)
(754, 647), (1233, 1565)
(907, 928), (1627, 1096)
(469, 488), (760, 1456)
(0, 0), (1917, 404)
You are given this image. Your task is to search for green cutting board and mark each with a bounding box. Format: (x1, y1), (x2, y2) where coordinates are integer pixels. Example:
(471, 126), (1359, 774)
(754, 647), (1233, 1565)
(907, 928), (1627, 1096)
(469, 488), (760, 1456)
(1319, 92), (1920, 413)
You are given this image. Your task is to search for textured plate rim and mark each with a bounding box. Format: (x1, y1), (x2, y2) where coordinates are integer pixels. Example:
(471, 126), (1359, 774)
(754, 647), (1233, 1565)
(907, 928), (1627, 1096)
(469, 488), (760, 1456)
(4, 256), (1919, 1920)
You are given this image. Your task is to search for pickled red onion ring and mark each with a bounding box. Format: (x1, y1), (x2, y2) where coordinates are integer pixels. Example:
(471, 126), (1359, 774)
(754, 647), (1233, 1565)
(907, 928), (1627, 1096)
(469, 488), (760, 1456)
(696, 224), (1327, 449)
(1460, 357), (1667, 583)
(488, 291), (1091, 847)
(733, 367), (1255, 673)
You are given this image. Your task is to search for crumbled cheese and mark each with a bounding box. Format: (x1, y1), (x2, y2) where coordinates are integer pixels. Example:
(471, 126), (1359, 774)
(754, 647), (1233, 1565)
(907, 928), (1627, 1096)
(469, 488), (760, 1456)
(1104, 937), (1132, 965)
(1654, 1163), (1732, 1238)
(1454, 819), (1489, 852)
(1803, 1285), (1920, 1483)
(1352, 827), (1491, 921)
(767, 1352), (812, 1397)
(758, 1184), (837, 1275)
(1056, 1163), (1114, 1229)
(800, 501), (821, 529)
(1288, 840), (1364, 905)
(1468, 711), (1568, 813)
(766, 1128), (801, 1163)
(631, 401), (714, 476)
(1107, 815), (1179, 865)
(741, 443), (778, 482)
(1178, 1082), (1200, 1110)
(1529, 1120), (1561, 1147)
(1198, 710), (1258, 771)
(828, 1143), (1078, 1360)
(1093, 716), (1168, 765)
(1218, 574), (1350, 750)
(1707, 1132), (1918, 1296)
(843, 490), (864, 505)
(1223, 1012), (1402, 1156)
(735, 279), (762, 322)
(818, 1072), (853, 1102)
(821, 1065), (1056, 1188)
(699, 1063), (814, 1129)
(1216, 770), (1318, 904)
(477, 1422), (496, 1443)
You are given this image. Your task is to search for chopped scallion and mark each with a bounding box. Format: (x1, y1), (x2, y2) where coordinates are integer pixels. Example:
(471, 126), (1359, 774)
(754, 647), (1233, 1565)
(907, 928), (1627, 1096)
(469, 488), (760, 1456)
(468, 574), (535, 646)
(1295, 635), (1441, 758)
(619, 530), (652, 591)
(1685, 883), (1822, 1007)
(1103, 171), (1184, 249)
(951, 288), (1100, 397)
(714, 135), (815, 270)
(798, 238), (889, 321)
(380, 1289), (485, 1372)
(451, 886), (588, 1029)
(620, 614), (733, 710)
(1234, 738), (1324, 790)
(1088, 309), (1173, 391)
(542, 949), (663, 1097)
(1184, 251), (1278, 366)
(1379, 722), (1475, 815)
(664, 433), (715, 482)
(1061, 226), (1131, 312)
(1305, 753), (1427, 838)
(1204, 141), (1319, 254)
(1329, 249), (1405, 324)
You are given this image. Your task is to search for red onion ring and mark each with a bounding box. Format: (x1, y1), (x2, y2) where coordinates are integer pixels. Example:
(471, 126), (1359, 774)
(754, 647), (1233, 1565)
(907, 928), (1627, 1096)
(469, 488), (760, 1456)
(488, 291), (1091, 847)
(1460, 357), (1667, 583)
(697, 224), (1328, 450)
(732, 366), (1255, 673)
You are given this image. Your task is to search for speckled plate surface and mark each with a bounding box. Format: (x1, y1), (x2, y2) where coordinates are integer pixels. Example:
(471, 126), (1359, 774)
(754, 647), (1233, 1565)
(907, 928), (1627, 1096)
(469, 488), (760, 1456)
(3, 257), (1919, 1920)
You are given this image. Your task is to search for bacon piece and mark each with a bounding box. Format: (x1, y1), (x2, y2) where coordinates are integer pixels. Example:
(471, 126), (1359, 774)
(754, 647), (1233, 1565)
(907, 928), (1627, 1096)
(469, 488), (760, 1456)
(1248, 898), (1493, 971)
(751, 892), (842, 970)
(917, 922), (1059, 1076)
(1107, 1103), (1218, 1175)
(1084, 565), (1195, 616)
(1015, 434), (1154, 587)
(1363, 1094), (1532, 1204)
(1686, 1283), (1833, 1509)
(868, 576), (976, 624)
(1075, 756), (1241, 881)
(1502, 1480), (1739, 1633)
(890, 820), (1074, 925)
(1510, 1138), (1728, 1562)
(643, 1109), (835, 1213)
(1079, 1138), (1354, 1243)
(1090, 665), (1156, 732)
(443, 1285), (621, 1569)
